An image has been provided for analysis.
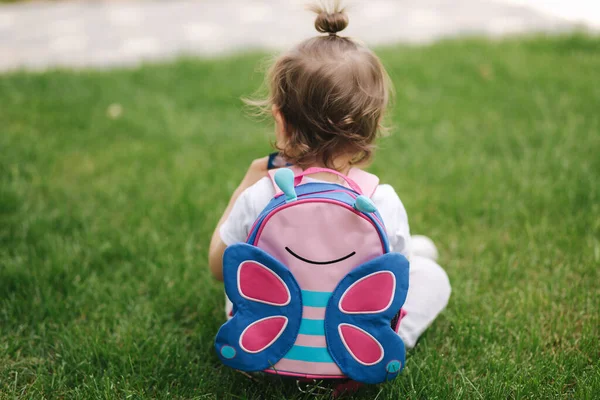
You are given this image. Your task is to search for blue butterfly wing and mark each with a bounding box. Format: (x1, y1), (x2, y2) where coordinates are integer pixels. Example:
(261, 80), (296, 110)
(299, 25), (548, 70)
(324, 253), (410, 384)
(214, 243), (302, 371)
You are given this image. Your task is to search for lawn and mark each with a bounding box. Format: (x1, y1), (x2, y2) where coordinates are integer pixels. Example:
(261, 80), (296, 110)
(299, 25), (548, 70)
(1, 34), (599, 399)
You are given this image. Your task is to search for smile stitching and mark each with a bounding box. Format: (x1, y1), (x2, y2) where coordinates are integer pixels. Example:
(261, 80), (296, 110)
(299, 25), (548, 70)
(284, 247), (356, 265)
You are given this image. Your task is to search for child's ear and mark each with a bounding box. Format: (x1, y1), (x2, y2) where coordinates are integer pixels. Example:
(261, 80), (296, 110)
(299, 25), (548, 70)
(272, 105), (288, 142)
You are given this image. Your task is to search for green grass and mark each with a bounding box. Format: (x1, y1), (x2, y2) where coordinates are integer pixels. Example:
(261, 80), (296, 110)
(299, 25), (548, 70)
(1, 34), (599, 399)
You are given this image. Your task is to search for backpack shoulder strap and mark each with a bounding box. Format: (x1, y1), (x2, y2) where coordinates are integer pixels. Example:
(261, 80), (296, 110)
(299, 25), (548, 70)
(268, 166), (379, 197)
(347, 168), (380, 198)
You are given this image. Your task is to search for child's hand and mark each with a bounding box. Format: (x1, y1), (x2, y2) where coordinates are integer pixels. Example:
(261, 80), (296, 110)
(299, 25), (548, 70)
(238, 156), (269, 192)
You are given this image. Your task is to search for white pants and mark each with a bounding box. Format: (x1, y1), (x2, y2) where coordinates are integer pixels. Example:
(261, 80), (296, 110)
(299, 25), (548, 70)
(224, 255), (450, 349)
(396, 255), (451, 348)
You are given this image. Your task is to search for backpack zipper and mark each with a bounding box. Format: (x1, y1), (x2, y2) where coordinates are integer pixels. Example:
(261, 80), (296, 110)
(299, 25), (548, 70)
(246, 189), (345, 240)
(250, 198), (388, 254)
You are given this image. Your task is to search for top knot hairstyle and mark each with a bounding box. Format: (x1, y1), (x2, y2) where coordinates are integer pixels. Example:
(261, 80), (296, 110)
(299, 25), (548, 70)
(247, 1), (392, 170)
(312, 5), (348, 35)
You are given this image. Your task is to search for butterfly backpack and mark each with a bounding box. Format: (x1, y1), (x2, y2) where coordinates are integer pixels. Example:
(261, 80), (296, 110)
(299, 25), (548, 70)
(214, 167), (410, 384)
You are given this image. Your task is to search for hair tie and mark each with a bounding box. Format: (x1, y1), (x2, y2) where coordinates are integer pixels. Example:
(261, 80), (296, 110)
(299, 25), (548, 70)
(328, 32), (337, 37)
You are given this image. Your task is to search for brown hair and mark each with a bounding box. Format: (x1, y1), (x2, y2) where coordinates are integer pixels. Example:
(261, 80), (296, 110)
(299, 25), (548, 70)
(247, 1), (392, 170)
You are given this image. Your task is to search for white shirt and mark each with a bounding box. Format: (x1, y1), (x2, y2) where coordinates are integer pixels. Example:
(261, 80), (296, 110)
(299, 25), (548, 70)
(220, 177), (412, 259)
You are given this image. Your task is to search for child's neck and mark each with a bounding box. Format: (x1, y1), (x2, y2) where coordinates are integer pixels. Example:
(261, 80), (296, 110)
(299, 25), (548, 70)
(304, 155), (353, 183)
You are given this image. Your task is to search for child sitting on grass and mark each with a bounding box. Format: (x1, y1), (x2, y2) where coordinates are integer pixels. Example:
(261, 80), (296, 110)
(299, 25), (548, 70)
(208, 2), (450, 350)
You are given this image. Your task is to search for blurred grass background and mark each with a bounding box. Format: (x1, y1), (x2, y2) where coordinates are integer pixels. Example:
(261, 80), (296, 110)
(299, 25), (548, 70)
(1, 34), (599, 399)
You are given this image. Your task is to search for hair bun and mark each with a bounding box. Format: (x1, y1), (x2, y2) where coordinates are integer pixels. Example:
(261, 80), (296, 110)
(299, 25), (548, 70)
(310, 1), (348, 35)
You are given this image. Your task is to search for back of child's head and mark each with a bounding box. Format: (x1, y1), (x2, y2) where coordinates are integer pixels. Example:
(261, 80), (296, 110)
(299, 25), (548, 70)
(249, 1), (392, 170)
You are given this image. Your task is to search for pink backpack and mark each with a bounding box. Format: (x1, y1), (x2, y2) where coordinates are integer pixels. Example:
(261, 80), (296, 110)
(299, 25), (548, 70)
(215, 167), (409, 384)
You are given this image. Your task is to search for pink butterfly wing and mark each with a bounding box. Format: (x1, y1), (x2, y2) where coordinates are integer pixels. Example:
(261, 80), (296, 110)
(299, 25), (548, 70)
(339, 271), (395, 314)
(338, 323), (384, 365)
(238, 261), (291, 306)
(240, 316), (289, 353)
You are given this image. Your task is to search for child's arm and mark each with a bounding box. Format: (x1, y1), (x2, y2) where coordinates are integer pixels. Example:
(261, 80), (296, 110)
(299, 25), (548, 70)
(371, 184), (412, 261)
(208, 157), (269, 281)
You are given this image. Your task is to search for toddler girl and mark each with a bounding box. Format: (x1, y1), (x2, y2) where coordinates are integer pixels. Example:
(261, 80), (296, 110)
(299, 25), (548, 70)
(208, 3), (450, 349)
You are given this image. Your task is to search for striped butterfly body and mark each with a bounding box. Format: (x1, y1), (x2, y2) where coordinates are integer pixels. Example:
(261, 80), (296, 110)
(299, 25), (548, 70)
(214, 168), (410, 384)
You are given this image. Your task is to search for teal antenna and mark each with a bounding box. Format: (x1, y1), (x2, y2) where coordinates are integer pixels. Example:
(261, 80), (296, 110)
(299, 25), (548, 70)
(354, 195), (377, 213)
(274, 168), (297, 202)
